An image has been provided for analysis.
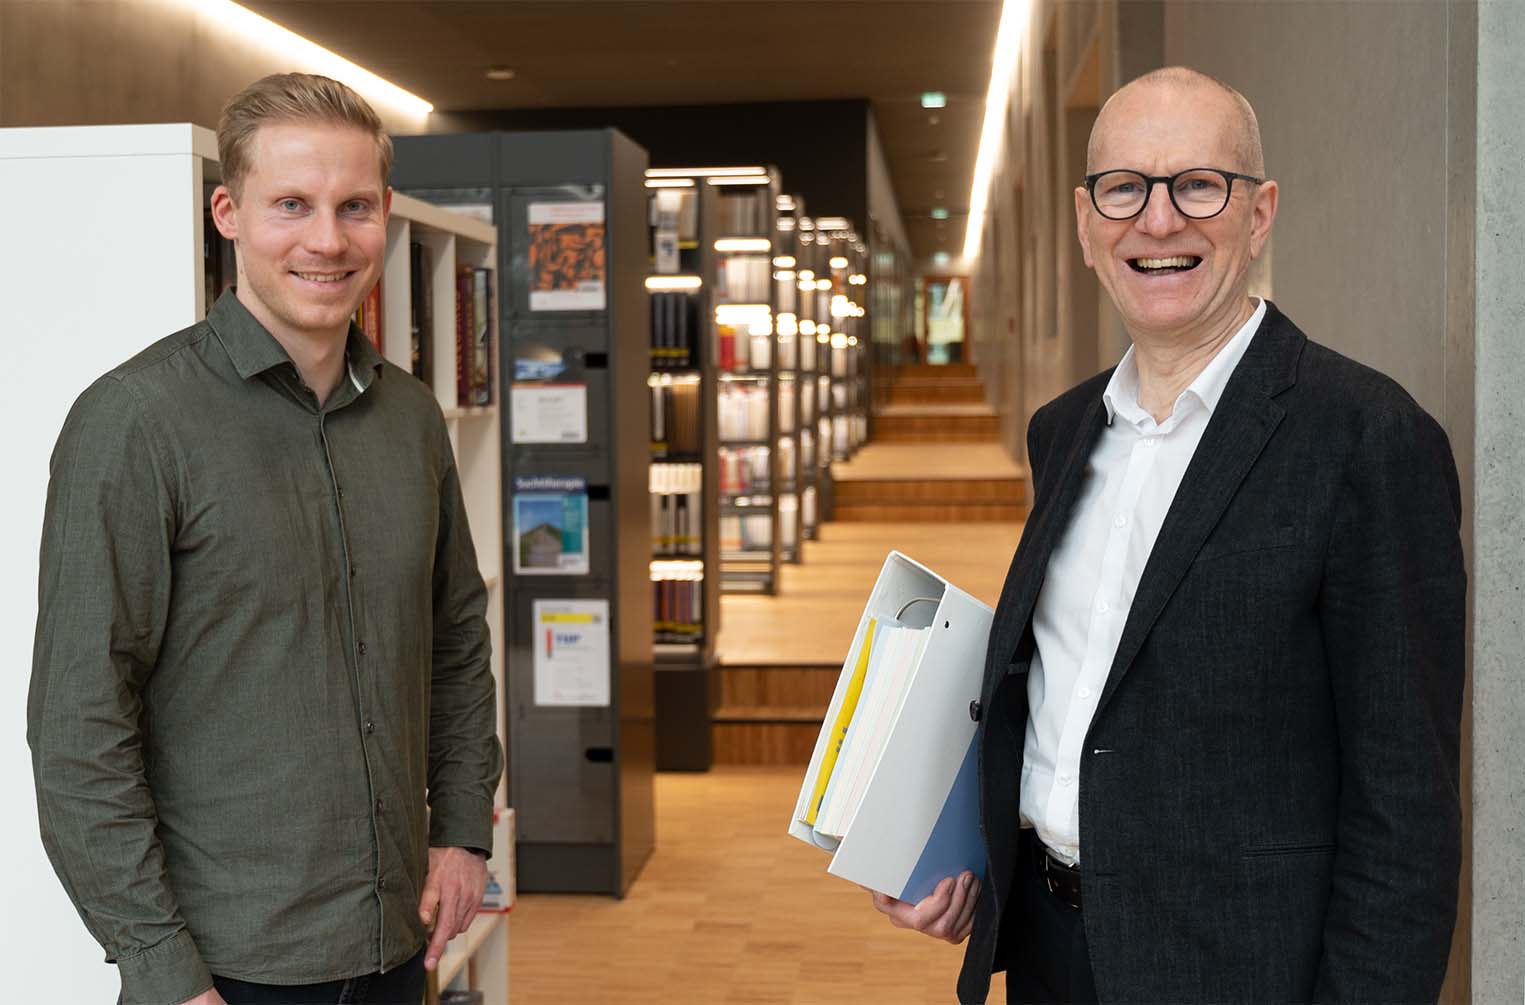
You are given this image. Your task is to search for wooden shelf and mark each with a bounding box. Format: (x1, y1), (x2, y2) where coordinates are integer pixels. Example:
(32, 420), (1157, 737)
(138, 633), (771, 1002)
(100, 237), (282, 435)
(442, 404), (499, 420)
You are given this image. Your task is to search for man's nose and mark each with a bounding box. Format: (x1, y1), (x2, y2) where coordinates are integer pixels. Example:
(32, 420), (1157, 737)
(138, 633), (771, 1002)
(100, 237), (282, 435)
(1135, 180), (1186, 237)
(304, 210), (348, 256)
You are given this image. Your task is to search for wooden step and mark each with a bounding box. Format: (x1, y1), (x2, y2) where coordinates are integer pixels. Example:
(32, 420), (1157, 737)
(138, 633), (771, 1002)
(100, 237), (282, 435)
(889, 362), (978, 381)
(873, 411), (1000, 442)
(833, 501), (1028, 522)
(832, 477), (1024, 505)
(713, 664), (834, 766)
(885, 381), (987, 406)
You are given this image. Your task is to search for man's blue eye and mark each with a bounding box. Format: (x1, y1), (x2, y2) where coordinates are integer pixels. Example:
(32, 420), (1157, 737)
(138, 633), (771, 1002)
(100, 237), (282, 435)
(280, 199), (301, 212)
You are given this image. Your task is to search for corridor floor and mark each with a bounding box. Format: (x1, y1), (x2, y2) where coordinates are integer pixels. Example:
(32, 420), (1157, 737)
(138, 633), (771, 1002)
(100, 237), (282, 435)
(507, 765), (1007, 1004)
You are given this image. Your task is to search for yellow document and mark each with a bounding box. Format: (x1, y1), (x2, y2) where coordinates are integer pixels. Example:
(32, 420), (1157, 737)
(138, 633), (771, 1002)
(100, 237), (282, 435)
(805, 618), (878, 826)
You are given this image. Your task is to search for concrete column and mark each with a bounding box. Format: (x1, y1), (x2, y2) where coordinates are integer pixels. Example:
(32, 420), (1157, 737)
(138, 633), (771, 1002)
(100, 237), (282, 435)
(1470, 1), (1525, 999)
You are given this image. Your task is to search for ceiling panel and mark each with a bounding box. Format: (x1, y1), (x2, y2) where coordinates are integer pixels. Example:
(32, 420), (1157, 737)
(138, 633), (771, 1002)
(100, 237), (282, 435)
(243, 0), (1001, 257)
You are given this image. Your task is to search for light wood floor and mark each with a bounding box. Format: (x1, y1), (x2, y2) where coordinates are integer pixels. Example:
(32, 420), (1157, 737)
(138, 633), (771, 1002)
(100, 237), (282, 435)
(718, 521), (1024, 666)
(509, 767), (1006, 1004)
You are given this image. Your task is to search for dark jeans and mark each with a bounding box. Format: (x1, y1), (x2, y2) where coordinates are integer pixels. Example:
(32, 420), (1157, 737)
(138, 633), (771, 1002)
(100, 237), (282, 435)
(1005, 830), (1099, 1005)
(119, 948), (428, 1005)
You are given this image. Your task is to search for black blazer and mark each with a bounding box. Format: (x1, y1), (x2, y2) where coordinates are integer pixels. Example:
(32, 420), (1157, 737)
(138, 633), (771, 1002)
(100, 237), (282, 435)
(957, 303), (1466, 1003)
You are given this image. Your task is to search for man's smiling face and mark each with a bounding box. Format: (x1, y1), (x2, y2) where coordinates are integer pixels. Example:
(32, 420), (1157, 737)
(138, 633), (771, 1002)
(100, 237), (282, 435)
(1074, 81), (1276, 343)
(213, 120), (389, 344)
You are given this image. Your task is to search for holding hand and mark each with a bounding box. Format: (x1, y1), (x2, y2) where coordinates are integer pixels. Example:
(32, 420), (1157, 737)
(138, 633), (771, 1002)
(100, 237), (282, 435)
(177, 989), (228, 1005)
(418, 846), (489, 971)
(870, 871), (980, 944)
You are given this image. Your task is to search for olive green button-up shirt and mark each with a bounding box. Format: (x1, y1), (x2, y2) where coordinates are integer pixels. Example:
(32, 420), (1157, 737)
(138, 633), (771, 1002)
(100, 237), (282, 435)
(28, 292), (504, 1005)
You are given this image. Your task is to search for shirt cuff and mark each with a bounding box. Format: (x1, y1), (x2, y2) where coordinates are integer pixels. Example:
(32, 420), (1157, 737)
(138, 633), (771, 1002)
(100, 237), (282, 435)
(117, 929), (214, 1005)
(429, 793), (495, 858)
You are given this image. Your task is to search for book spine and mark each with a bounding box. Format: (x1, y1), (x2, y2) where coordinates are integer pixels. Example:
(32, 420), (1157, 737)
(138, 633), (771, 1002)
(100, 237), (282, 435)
(456, 267), (470, 406)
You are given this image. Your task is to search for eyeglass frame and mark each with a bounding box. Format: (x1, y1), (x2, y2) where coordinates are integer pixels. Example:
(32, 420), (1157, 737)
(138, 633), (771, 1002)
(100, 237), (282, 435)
(1083, 167), (1265, 221)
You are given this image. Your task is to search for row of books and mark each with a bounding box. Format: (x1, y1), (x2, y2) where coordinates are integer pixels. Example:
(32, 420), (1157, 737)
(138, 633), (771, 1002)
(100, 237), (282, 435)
(715, 256), (772, 303)
(716, 325), (771, 374)
(716, 189), (770, 237)
(455, 266), (494, 406)
(719, 445), (770, 496)
(354, 280), (383, 352)
(720, 513), (772, 553)
(651, 292), (702, 371)
(650, 463), (703, 557)
(653, 575), (703, 644)
(650, 380), (701, 456)
(718, 384), (769, 441)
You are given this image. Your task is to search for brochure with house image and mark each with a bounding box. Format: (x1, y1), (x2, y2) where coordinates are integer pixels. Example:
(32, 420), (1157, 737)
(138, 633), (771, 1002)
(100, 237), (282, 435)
(512, 475), (590, 575)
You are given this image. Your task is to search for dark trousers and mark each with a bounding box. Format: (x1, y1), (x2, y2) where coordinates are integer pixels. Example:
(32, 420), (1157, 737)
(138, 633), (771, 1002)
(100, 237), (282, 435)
(1005, 829), (1099, 1005)
(120, 948), (429, 1005)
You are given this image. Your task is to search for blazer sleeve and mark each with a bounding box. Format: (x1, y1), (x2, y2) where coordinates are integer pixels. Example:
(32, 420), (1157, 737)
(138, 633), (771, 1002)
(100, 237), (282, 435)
(1312, 402), (1466, 1001)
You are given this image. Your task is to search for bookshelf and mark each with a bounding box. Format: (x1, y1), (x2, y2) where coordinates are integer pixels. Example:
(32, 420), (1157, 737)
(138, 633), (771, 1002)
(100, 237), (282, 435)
(689, 167), (784, 595)
(645, 172), (721, 771)
(393, 130), (657, 897)
(796, 214), (836, 527)
(0, 123), (511, 1002)
(773, 192), (805, 563)
(815, 219), (871, 462)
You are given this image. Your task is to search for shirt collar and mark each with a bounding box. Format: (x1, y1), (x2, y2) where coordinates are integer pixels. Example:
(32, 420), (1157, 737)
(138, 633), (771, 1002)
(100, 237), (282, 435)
(207, 290), (384, 392)
(1103, 297), (1266, 427)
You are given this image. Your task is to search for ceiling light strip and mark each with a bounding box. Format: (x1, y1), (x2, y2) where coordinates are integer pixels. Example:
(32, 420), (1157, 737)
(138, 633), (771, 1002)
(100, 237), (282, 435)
(646, 166), (769, 179)
(175, 0), (432, 118)
(963, 0), (1029, 261)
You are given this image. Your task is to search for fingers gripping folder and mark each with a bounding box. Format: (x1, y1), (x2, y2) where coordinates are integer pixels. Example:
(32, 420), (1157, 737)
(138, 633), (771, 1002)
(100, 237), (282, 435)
(788, 551), (993, 903)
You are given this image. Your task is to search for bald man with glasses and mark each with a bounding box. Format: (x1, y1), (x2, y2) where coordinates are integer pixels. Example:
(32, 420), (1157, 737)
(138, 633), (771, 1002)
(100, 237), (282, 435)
(872, 66), (1466, 1005)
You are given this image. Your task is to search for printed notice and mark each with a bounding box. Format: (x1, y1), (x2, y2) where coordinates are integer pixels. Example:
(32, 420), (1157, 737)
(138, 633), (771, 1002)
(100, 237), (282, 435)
(527, 201), (606, 311)
(533, 599), (610, 707)
(511, 384), (588, 444)
(512, 475), (590, 575)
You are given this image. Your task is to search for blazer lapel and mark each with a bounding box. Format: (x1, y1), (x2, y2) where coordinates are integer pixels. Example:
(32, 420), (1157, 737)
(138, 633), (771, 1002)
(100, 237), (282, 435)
(982, 394), (1108, 706)
(1093, 308), (1305, 717)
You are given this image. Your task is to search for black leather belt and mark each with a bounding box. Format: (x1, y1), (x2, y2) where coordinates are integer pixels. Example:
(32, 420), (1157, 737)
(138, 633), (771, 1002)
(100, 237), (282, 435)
(1033, 840), (1083, 910)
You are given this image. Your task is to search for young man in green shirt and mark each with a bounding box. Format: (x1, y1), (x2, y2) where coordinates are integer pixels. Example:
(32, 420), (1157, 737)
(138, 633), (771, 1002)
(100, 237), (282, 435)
(29, 73), (503, 1005)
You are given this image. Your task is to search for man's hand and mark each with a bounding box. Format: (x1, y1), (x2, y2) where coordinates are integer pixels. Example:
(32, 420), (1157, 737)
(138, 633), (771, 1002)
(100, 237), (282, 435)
(418, 846), (489, 971)
(870, 871), (981, 944)
(177, 988), (227, 1005)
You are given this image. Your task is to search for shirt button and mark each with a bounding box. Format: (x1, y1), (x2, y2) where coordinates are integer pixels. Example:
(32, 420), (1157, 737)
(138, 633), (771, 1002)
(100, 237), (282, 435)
(1113, 515), (1127, 529)
(364, 720), (376, 734)
(375, 798), (384, 813)
(1143, 437), (1157, 447)
(377, 877), (388, 891)
(1097, 600), (1110, 614)
(350, 566), (357, 579)
(1078, 686), (1093, 699)
(1059, 774), (1075, 787)
(358, 642), (368, 656)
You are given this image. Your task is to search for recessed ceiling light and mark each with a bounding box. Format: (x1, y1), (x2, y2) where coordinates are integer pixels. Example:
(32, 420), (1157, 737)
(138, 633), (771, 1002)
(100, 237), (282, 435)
(921, 91), (947, 109)
(485, 67), (516, 81)
(930, 207), (949, 220)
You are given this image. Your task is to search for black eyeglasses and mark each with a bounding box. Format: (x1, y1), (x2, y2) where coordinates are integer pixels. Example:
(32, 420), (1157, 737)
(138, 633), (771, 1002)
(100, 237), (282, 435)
(1084, 168), (1263, 221)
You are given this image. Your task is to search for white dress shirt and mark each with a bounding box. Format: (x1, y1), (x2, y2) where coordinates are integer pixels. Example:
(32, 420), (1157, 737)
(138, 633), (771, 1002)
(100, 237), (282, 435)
(1020, 299), (1266, 865)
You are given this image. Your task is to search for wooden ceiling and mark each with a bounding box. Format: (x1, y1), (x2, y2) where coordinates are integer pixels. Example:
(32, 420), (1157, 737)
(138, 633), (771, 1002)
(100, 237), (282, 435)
(241, 1), (1001, 259)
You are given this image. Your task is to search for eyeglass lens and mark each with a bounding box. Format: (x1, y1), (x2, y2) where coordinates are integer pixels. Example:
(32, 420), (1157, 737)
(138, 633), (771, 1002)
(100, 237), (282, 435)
(1092, 170), (1232, 220)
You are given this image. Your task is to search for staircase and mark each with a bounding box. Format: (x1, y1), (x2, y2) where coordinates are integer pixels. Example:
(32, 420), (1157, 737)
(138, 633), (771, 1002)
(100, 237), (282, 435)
(711, 363), (1028, 765)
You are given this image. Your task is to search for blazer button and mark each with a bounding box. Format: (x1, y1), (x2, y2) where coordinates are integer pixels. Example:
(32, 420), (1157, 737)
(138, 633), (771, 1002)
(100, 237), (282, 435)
(969, 700), (982, 723)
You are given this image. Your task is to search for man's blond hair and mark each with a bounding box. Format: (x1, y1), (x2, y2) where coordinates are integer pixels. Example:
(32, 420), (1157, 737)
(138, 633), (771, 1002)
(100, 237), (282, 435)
(217, 73), (393, 199)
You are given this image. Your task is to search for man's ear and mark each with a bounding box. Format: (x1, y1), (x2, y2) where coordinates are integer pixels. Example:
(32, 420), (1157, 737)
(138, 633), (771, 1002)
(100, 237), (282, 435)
(209, 185), (238, 241)
(1249, 178), (1278, 260)
(383, 186), (393, 218)
(1073, 186), (1095, 268)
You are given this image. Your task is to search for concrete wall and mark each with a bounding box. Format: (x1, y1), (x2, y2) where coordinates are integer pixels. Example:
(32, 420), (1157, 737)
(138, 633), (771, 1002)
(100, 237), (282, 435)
(1472, 3), (1525, 998)
(0, 0), (428, 134)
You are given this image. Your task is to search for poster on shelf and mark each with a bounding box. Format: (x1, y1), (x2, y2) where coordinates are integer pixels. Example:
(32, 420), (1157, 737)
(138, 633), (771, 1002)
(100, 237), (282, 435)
(511, 384), (588, 444)
(532, 599), (610, 707)
(527, 201), (606, 311)
(512, 475), (590, 575)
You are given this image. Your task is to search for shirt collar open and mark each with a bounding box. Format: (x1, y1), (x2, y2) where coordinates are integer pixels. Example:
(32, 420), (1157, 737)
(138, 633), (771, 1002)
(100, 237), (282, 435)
(1103, 297), (1266, 429)
(206, 290), (384, 392)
